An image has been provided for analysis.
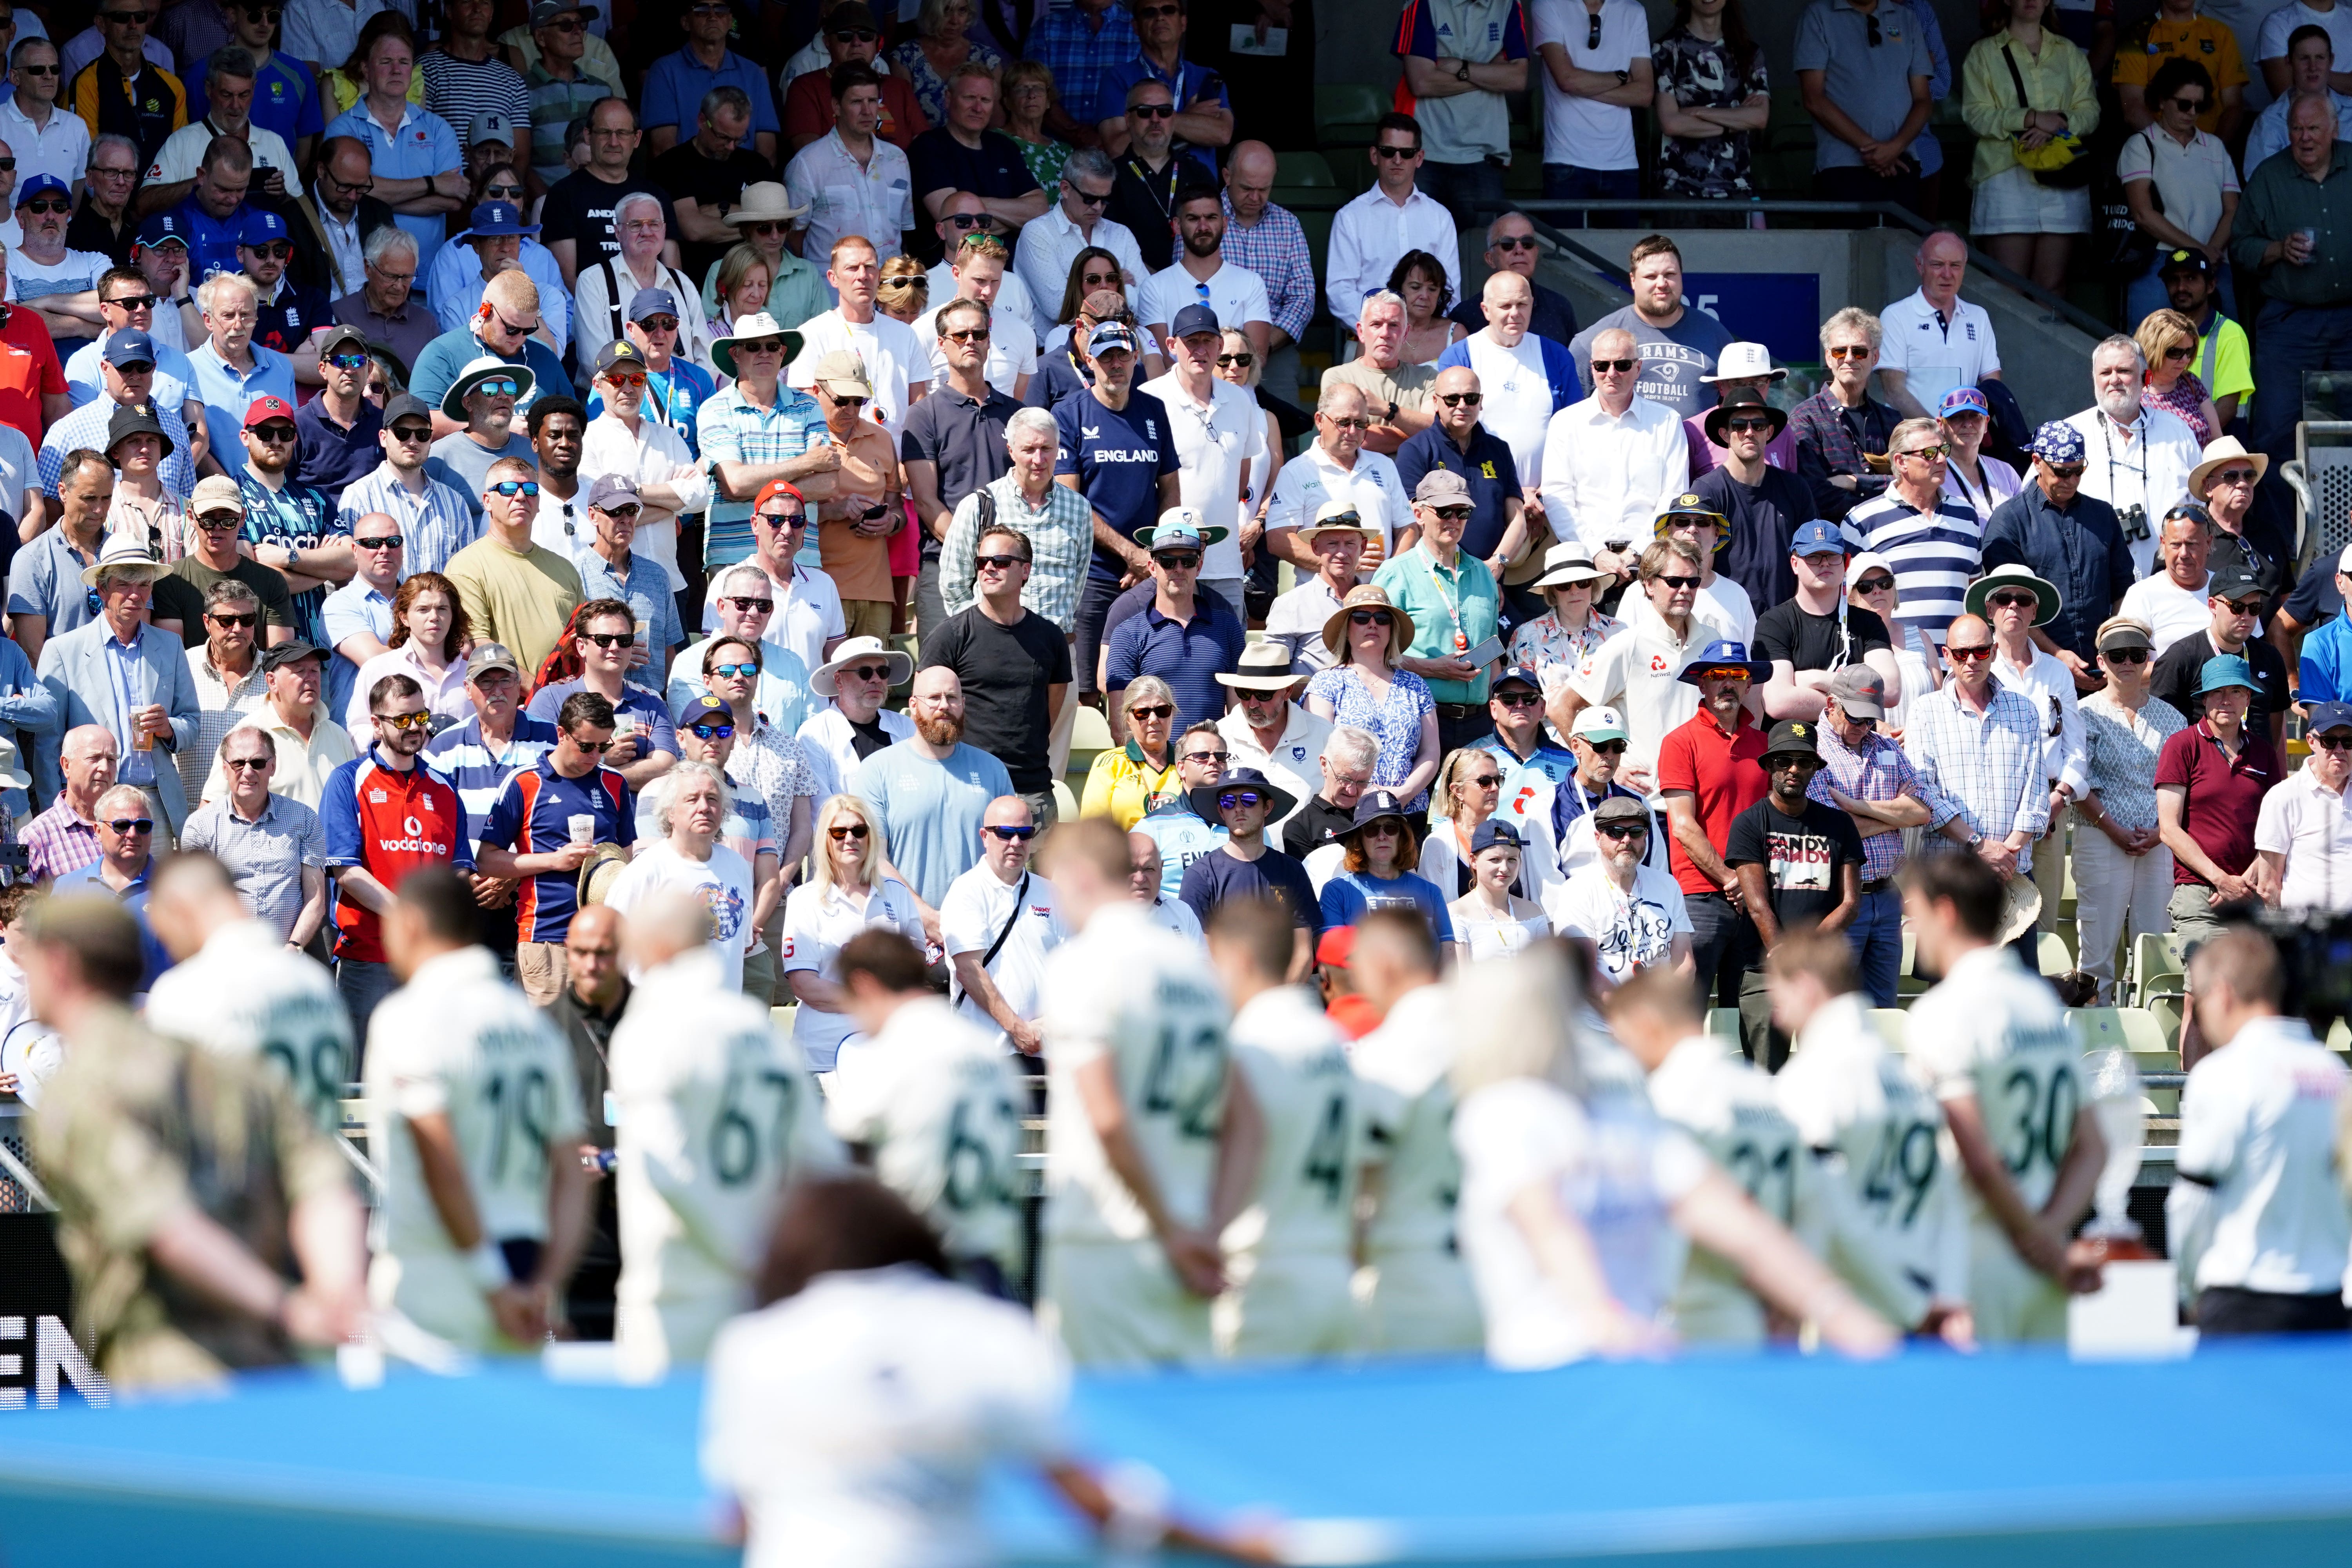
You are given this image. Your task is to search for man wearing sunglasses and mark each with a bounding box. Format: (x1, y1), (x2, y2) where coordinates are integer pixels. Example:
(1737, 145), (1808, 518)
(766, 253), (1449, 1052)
(1840, 415), (1984, 651)
(427, 353), (538, 529)
(1324, 111), (1459, 330)
(577, 337), (709, 605)
(421, 640), (558, 954)
(794, 632), (912, 799)
(1138, 300), (1264, 618)
(167, 472), (296, 657)
(1786, 307), (1898, 524)
(1544, 703), (1653, 879)
(935, 792), (1062, 1058)
(288, 321), (380, 493)
(1015, 146), (1146, 340)
(295, 135), (388, 303)
(1092, 0), (1230, 180)
(0, 38), (88, 196)
(1905, 612), (2049, 891)
(446, 453), (584, 675)
(234, 391), (350, 647)
(1539, 324), (1687, 568)
(924, 519), (1071, 816)
(434, 197), (570, 362)
(2188, 433), (2290, 607)
(8, 172), (111, 352)
(141, 48), (298, 222)
(53, 780), (175, 985)
(523, 595), (678, 795)
(62, 263), (201, 416)
(2253, 699), (2352, 914)
(2062, 335), (2199, 579)
(920, 194), (1040, 333)
(2151, 564), (2292, 755)
(2161, 247), (2253, 432)
(1446, 211), (1578, 345)
(569, 471), (684, 682)
(1979, 421), (2133, 683)
(337, 391), (476, 577)
(1554, 537), (1708, 794)
(60, 0), (183, 169)
(782, 2), (924, 156)
(410, 270), (566, 439)
(1393, 365), (1529, 592)
(1176, 764), (1319, 977)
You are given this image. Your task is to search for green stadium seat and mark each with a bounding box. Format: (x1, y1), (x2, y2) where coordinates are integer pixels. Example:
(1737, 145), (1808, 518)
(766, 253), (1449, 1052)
(2072, 1006), (2129, 1052)
(2037, 930), (2073, 976)
(1053, 779), (1077, 822)
(1318, 83), (1388, 145)
(1276, 150), (1335, 189)
(2129, 931), (2186, 1005)
(1869, 1008), (1907, 1051)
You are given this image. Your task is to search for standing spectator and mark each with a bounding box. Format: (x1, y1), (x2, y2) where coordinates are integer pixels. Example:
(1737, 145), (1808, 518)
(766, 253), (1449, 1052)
(291, 322), (382, 496)
(1650, 0), (1769, 214)
(1099, 79), (1186, 274)
(179, 726), (329, 946)
(475, 688), (634, 1005)
(1568, 238), (1732, 419)
(2163, 248), (2254, 434)
(2236, 89), (2352, 469)
(417, 0), (529, 176)
(1546, 794), (1688, 987)
(1052, 319), (1178, 703)
(1093, 0), (1230, 180)
(165, 474), (298, 653)
(640, 3), (780, 166)
(1805, 666), (1939, 1006)
(1393, 0), (1530, 229)
(2074, 616), (2184, 999)
(905, 66), (1045, 249)
(338, 393), (474, 577)
(1, 38), (89, 195)
(143, 49), (297, 216)
(891, 0), (1007, 131)
(1016, 146), (1148, 340)
(418, 640), (555, 955)
(1396, 366), (1532, 592)
(1323, 112), (1460, 326)
(53, 781), (172, 989)
(800, 350), (903, 641)
(73, 135), (149, 269)
(851, 664), (1013, 915)
(692, 485), (844, 685)
(443, 452), (582, 673)
(2242, 24), (2352, 176)
(913, 226), (1040, 400)
(1139, 302), (1266, 618)
(1795, 0), (1934, 216)
(2120, 58), (2239, 326)
(789, 241), (933, 441)
(2118, 502), (2220, 653)
(236, 393), (351, 650)
(1685, 343), (1798, 478)
(1281, 725), (1377, 864)
(1971, 564), (2088, 938)
(1725, 718), (1863, 1067)
(319, 24), (463, 274)
(9, 446), (110, 664)
(2151, 566), (2292, 752)
(1553, 538), (1709, 793)
(782, 5), (928, 156)
(1542, 325), (1688, 561)
(22, 724), (116, 884)
(1790, 307), (1899, 523)
(1218, 142), (1315, 405)
(1692, 391), (1809, 614)
(1446, 212), (1579, 345)
(332, 226), (434, 373)
(1937, 385), (2023, 528)
(2192, 435), (2290, 599)
(2121, 0), (2247, 140)
(163, 138), (259, 286)
(1314, 292), (1430, 461)
(1435, 273), (1578, 499)
(2065, 334), (2200, 579)
(2156, 653), (2281, 971)
(937, 793), (1062, 1055)
(1903, 612), (2050, 894)
(1306, 583), (1440, 811)
(2296, 545), (2352, 705)
(1374, 470), (1500, 756)
(1978, 421), (2132, 680)
(569, 474), (682, 682)
(64, 5), (186, 168)
(1178, 765), (1319, 966)
(1755, 520), (1901, 721)
(44, 328), (197, 501)
(1264, 503), (1376, 677)
(1839, 416), (1983, 652)
(697, 314), (837, 579)
(2139, 307), (2224, 446)
(520, 4), (614, 197)
(340, 567), (471, 740)
(782, 66), (914, 269)
(318, 671), (471, 1035)
(1655, 637), (1769, 1017)
(539, 100), (677, 288)
(909, 305), (1026, 638)
(1077, 674), (1182, 827)
(1529, 0), (1651, 213)
(1104, 510), (1246, 736)
(35, 535), (199, 841)
(1508, 542), (1619, 703)
(1216, 643), (1330, 830)
(1475, 664), (1576, 827)
(2256, 700), (2352, 911)
(291, 135), (390, 303)
(181, 577), (268, 801)
(1022, 0), (1136, 148)
(671, 581), (815, 757)
(200, 639), (354, 809)
(183, 270), (297, 468)
(570, 198), (711, 379)
(523, 597), (679, 795)
(920, 521), (1071, 818)
(1876, 230), (2005, 422)
(1960, 0), (2096, 296)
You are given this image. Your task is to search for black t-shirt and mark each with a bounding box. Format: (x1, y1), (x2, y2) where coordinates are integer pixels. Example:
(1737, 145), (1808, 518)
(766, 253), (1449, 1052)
(65, 203), (136, 267)
(907, 128), (1041, 259)
(1105, 151), (1183, 272)
(1283, 794), (1353, 858)
(1752, 598), (1891, 675)
(918, 606), (1074, 792)
(649, 141), (775, 282)
(1691, 460), (1811, 614)
(2151, 629), (2293, 737)
(1725, 796), (1865, 935)
(2285, 550), (2343, 631)
(847, 713), (897, 762)
(538, 171), (681, 272)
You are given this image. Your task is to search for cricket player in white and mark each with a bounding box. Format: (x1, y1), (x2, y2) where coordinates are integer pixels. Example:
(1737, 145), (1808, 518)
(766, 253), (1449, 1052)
(1034, 819), (1265, 1368)
(146, 853), (358, 1137)
(611, 896), (841, 1376)
(363, 868), (592, 1352)
(1767, 929), (1972, 1343)
(1349, 912), (1485, 1354)
(1900, 854), (2105, 1343)
(1205, 896), (1361, 1359)
(2166, 929), (2352, 1337)
(829, 927), (1030, 1294)
(1608, 967), (1833, 1346)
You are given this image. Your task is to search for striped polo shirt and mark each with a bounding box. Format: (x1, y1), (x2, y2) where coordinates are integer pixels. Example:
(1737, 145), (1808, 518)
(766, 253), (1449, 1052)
(422, 713), (561, 854)
(1840, 488), (1984, 649)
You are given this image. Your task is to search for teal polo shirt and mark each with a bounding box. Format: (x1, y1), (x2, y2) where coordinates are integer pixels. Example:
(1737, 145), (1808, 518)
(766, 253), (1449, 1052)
(1373, 546), (1501, 706)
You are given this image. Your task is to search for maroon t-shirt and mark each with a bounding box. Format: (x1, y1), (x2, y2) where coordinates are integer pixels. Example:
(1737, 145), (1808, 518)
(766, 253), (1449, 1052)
(2152, 720), (2281, 886)
(1655, 706), (1769, 897)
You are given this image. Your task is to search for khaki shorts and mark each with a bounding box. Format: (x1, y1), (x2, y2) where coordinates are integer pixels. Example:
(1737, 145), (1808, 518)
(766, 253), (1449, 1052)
(841, 599), (893, 642)
(514, 941), (569, 1006)
(1038, 1238), (1214, 1369)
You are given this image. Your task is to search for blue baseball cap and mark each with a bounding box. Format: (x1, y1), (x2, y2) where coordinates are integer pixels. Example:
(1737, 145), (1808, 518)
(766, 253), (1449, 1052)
(1137, 506), (1229, 551)
(626, 287), (679, 323)
(1938, 385), (1991, 418)
(2308, 701), (2352, 735)
(102, 328), (157, 367)
(1170, 302), (1221, 340)
(1790, 519), (1845, 557)
(1676, 638), (1772, 686)
(134, 211), (188, 250)
(467, 201), (539, 238)
(13, 173), (67, 210)
(2029, 420), (2085, 464)
(238, 208), (289, 246)
(1492, 664), (1541, 693)
(2198, 653), (2258, 695)
(1469, 818), (1525, 855)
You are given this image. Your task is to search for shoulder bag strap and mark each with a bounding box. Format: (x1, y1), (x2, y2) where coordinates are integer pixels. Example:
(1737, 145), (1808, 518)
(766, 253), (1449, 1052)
(2001, 42), (2033, 117)
(952, 870), (1029, 1002)
(599, 259), (624, 345)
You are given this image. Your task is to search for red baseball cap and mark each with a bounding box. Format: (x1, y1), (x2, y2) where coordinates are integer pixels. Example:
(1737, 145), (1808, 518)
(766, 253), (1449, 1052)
(753, 479), (804, 514)
(243, 395), (296, 428)
(1314, 926), (1354, 969)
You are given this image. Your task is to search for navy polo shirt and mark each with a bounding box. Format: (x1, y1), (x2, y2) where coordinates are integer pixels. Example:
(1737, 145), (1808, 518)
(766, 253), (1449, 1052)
(907, 127), (1042, 217)
(1393, 421), (1523, 562)
(292, 393), (385, 495)
(1105, 590), (1249, 734)
(1023, 349), (1094, 414)
(1178, 843), (1323, 935)
(1054, 385), (1178, 581)
(899, 383), (1020, 564)
(253, 278), (332, 358)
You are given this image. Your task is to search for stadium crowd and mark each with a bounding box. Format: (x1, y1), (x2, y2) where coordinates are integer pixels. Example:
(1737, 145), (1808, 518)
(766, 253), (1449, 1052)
(4, 0), (2352, 1557)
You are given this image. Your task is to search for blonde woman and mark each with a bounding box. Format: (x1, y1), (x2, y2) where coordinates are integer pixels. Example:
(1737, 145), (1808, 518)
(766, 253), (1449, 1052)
(2135, 307), (2223, 444)
(1449, 819), (1552, 962)
(603, 761), (758, 991)
(780, 794), (926, 1077)
(1421, 745), (1557, 903)
(1078, 675), (1182, 828)
(876, 255), (930, 325)
(709, 244), (774, 341)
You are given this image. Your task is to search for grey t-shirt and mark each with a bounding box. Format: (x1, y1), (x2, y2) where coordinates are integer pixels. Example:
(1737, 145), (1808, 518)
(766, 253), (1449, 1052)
(1569, 301), (1736, 419)
(425, 431), (536, 527)
(1791, 0), (1936, 172)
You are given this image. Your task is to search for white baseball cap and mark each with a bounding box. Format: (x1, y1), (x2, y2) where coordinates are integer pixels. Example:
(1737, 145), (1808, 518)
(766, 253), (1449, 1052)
(1570, 704), (1627, 743)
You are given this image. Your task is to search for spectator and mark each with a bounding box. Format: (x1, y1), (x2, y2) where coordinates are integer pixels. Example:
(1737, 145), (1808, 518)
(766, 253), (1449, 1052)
(1971, 564), (2087, 937)
(44, 328), (198, 503)
(1473, 664), (1575, 821)
(920, 520), (1071, 816)
(164, 473), (298, 653)
(444, 452), (583, 673)
(699, 190), (828, 333)
(1022, 0), (1135, 143)
(1373, 469), (1501, 756)
(1104, 510), (1245, 737)
(1395, 366), (1532, 591)
(1418, 742), (1556, 900)
(1692, 390), (1809, 614)
(520, 1), (618, 202)
(1840, 416), (1983, 652)
(1935, 385), (2022, 528)
(417, 2), (528, 172)
(540, 98), (679, 290)
(1016, 147), (1145, 340)
(2156, 653), (2281, 967)
(1094, 0), (1229, 181)
(35, 534), (198, 840)
(332, 224), (435, 373)
(793, 351), (901, 642)
(1650, 0), (1769, 213)
(2258, 2), (2350, 100)
(342, 568), (470, 740)
(2191, 435), (2290, 598)
(1553, 538), (1709, 793)
(671, 576), (811, 743)
(290, 134), (389, 303)
(1903, 612), (2050, 893)
(698, 319), (839, 583)
(1448, 817), (1551, 960)
(1, 38), (88, 196)
(1319, 788), (1452, 942)
(318, 670), (471, 1033)
(407, 270), (566, 436)
(675, 629), (825, 897)
(1877, 230), (2007, 422)
(1508, 542), (1619, 702)
(934, 791), (1062, 1058)
(336, 392), (474, 577)
(2138, 306), (2223, 445)
(1959, 3), (2096, 295)
(2120, 501), (2221, 650)
(317, 507), (401, 711)
(783, 5), (927, 156)
(1540, 324), (1688, 561)
(889, 0), (1006, 130)
(524, 598), (678, 794)
(2151, 566), (2292, 753)
(1122, 715), (1230, 897)
(22, 724), (116, 884)
(2256, 699), (2352, 910)
(1544, 791), (1687, 989)
(572, 193), (712, 378)
(163, 134), (256, 286)
(1530, 0), (1651, 214)
(1655, 637), (1769, 1014)
(567, 472), (682, 682)
(2296, 544), (2352, 704)
(1851, 548), (1938, 730)
(906, 65), (1045, 251)
(1571, 238), (1733, 421)
(470, 687), (631, 1004)
(64, 4), (185, 167)
(290, 322), (381, 497)
(1264, 503), (1375, 677)
(200, 637), (354, 809)
(1534, 702), (1646, 878)
(1101, 78), (1187, 273)
(2160, 249), (2254, 437)
(1218, 141), (1315, 403)
(232, 392), (350, 648)
(1325, 111), (1459, 327)
(144, 48), (296, 219)
(909, 312), (1026, 641)
(1052, 318), (1179, 702)
(1754, 520), (1901, 721)
(180, 576), (269, 800)
(692, 488), (841, 702)
(2121, 58), (2240, 327)
(1215, 642), (1329, 827)
(179, 725), (329, 946)
(780, 792), (926, 1074)
(62, 262), (200, 407)
(782, 65), (914, 269)
(2239, 91), (2352, 471)
(1394, 0), (1529, 228)
(1281, 724), (1376, 860)
(2074, 616), (2184, 1000)
(1434, 272), (1579, 500)
(1314, 292), (1431, 462)
(1389, 249), (1468, 369)
(318, 24), (462, 274)
(2119, 0), (2246, 140)
(1177, 765), (1319, 963)
(1685, 343), (1797, 478)
(790, 241), (935, 443)
(1724, 717), (1864, 1066)
(8, 446), (108, 664)
(640, 4), (779, 166)
(639, 698), (794, 999)
(1795, 0), (1933, 215)
(102, 405), (182, 578)
(1791, 306), (1900, 523)
(848, 664), (1012, 920)
(1804, 665), (1938, 1006)
(2243, 24), (2351, 176)
(413, 639), (550, 944)
(1306, 583), (1439, 812)
(1131, 303), (1263, 619)
(1978, 420), (2131, 677)
(53, 779), (172, 985)
(1653, 487), (1751, 650)
(914, 232), (1038, 407)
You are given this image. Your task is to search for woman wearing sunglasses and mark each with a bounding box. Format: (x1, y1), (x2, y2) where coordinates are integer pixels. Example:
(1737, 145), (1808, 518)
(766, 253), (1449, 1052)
(1318, 789), (1454, 945)
(343, 571), (472, 740)
(2073, 616), (2185, 1003)
(2134, 307), (2223, 446)
(1420, 744), (1555, 904)
(779, 793), (925, 1076)
(1307, 585), (1440, 811)
(604, 760), (760, 993)
(1078, 674), (1183, 829)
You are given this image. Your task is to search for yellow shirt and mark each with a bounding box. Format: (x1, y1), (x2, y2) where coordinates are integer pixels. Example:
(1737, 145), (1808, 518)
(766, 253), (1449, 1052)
(446, 536), (584, 677)
(1961, 30), (2102, 183)
(1078, 741), (1182, 829)
(2112, 16), (2247, 134)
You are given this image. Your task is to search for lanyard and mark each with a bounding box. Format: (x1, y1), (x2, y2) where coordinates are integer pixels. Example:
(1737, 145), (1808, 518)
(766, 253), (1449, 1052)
(1124, 153), (1180, 225)
(2100, 415), (2147, 501)
(1419, 551), (1468, 651)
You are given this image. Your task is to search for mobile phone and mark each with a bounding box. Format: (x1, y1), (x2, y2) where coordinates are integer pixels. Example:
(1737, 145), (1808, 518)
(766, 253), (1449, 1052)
(1464, 635), (1506, 668)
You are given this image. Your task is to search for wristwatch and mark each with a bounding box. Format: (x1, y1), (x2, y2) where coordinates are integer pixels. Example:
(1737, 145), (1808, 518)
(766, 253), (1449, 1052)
(1615, 67), (1631, 86)
(1455, 57), (1471, 82)
(1967, 830), (1985, 848)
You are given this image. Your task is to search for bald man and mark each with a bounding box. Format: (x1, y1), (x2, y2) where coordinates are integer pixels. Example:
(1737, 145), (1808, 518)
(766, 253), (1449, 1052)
(1448, 210), (1580, 345)
(1435, 268), (1580, 496)
(410, 269), (572, 440)
(1393, 364), (1533, 582)
(849, 666), (1016, 918)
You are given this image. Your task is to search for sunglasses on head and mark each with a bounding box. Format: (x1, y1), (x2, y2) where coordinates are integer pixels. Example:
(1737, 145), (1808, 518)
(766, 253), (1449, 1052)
(828, 822), (870, 840)
(709, 660), (760, 679)
(688, 720), (736, 739)
(985, 824), (1038, 840)
(106, 817), (154, 835)
(376, 709), (435, 732)
(489, 480), (541, 497)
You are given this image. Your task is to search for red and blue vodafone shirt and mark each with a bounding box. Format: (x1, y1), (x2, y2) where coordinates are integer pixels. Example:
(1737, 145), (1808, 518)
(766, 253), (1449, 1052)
(480, 757), (635, 944)
(322, 751), (473, 963)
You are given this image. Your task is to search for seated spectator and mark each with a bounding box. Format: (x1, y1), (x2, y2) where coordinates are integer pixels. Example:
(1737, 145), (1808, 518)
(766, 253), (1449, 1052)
(1568, 236), (1731, 419)
(1263, 503), (1374, 677)
(1318, 290), (1433, 459)
(1553, 538), (1711, 794)
(1959, 10), (2096, 296)
(1214, 643), (1330, 832)
(1839, 416), (1983, 652)
(1936, 385), (2023, 528)
(1435, 270), (1579, 495)
(1547, 794), (1691, 992)
(2120, 501), (2220, 652)
(1795, 0), (1935, 216)
(1318, 789), (1452, 944)
(1540, 325), (1688, 563)
(1449, 818), (1553, 962)
(2138, 307), (2223, 445)
(1650, 0), (1769, 212)
(1421, 742), (1559, 905)
(1324, 112), (1459, 327)
(1691, 390), (1809, 614)
(1305, 583), (1439, 812)
(1530, 0), (1653, 216)
(2150, 566), (2291, 752)
(1979, 421), (2131, 678)
(782, 4), (926, 155)
(1757, 520), (1901, 721)
(1388, 249), (1467, 368)
(1686, 343), (1797, 477)
(1446, 211), (1579, 345)
(2120, 57), (2240, 327)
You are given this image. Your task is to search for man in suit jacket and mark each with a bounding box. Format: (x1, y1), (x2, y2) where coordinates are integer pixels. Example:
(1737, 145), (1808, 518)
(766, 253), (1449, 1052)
(36, 526), (202, 846)
(286, 135), (396, 302)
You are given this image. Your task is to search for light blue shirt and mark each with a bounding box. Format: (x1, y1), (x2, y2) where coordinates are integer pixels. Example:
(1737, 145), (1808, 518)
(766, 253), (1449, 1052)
(336, 459), (478, 578)
(183, 341), (296, 475)
(63, 339), (197, 410)
(323, 100), (463, 272)
(319, 577), (394, 720)
(849, 740), (1014, 909)
(101, 628), (155, 788)
(38, 395), (200, 498)
(572, 546), (682, 658)
(1132, 801), (1227, 901)
(666, 633), (811, 736)
(425, 233), (572, 357)
(0, 632), (60, 812)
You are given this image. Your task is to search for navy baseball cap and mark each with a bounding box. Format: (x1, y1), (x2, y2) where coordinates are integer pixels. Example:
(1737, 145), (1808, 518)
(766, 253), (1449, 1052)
(102, 329), (157, 367)
(467, 201), (538, 237)
(1790, 519), (1845, 557)
(134, 211), (189, 250)
(586, 472), (642, 510)
(2308, 701), (2352, 735)
(1492, 664), (1541, 692)
(1170, 302), (1221, 339)
(14, 173), (67, 209)
(679, 695), (731, 728)
(627, 287), (679, 323)
(238, 208), (289, 246)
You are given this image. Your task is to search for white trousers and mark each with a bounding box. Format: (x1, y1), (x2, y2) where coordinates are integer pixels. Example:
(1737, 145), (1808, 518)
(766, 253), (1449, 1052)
(2071, 824), (2175, 1002)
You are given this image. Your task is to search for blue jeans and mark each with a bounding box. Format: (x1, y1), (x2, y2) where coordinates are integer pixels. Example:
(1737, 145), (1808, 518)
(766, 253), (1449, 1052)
(1541, 164), (1639, 227)
(1845, 884), (1904, 1008)
(337, 957), (402, 1062)
(2251, 298), (2352, 471)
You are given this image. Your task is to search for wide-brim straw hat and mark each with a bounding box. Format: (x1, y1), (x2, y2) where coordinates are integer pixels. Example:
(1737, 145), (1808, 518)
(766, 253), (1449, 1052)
(1321, 583), (1414, 663)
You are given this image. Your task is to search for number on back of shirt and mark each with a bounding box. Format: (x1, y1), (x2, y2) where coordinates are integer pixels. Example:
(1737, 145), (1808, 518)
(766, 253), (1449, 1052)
(1860, 1117), (1939, 1228)
(710, 1044), (801, 1189)
(1724, 1138), (1795, 1225)
(942, 1091), (1022, 1212)
(1300, 1092), (1349, 1205)
(263, 1028), (350, 1135)
(481, 1063), (554, 1187)
(1139, 1007), (1226, 1142)
(1998, 1056), (2078, 1180)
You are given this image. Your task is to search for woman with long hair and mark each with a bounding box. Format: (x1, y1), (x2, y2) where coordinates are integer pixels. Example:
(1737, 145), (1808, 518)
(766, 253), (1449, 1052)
(1216, 325), (1289, 528)
(1387, 250), (1466, 366)
(1319, 790), (1454, 941)
(779, 793), (926, 1076)
(345, 571), (473, 736)
(1449, 819), (1551, 962)
(1306, 585), (1439, 809)
(888, 0), (1006, 125)
(1046, 246), (1125, 354)
(1652, 0), (1771, 211)
(2135, 307), (2223, 443)
(1420, 746), (1558, 903)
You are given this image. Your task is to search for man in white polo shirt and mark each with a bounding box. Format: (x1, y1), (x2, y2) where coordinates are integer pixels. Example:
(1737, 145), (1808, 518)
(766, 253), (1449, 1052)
(1265, 381), (1412, 572)
(2254, 699), (2352, 912)
(1877, 229), (2002, 421)
(939, 794), (1064, 1061)
(1140, 301), (1267, 618)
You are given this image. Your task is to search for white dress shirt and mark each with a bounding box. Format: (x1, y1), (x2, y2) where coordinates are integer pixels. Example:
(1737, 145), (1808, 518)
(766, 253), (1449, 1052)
(1138, 369), (1267, 580)
(576, 413), (710, 591)
(1013, 205), (1149, 337)
(1990, 642), (2089, 797)
(1325, 183), (1463, 324)
(1538, 393), (1689, 552)
(2063, 401), (2200, 577)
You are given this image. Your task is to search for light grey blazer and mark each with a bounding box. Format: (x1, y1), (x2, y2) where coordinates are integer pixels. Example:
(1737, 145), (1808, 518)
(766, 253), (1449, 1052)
(36, 618), (201, 840)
